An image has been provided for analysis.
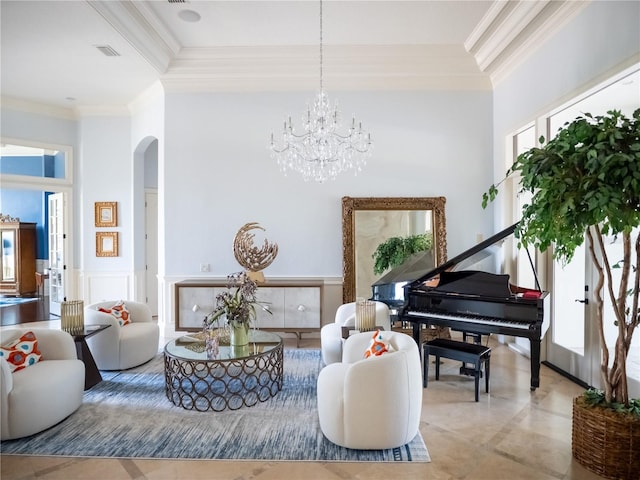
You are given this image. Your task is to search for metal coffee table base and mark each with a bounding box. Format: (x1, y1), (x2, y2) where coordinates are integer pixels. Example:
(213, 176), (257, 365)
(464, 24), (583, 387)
(164, 343), (283, 411)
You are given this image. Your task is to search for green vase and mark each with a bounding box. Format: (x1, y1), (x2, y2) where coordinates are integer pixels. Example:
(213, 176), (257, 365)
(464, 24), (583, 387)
(230, 321), (249, 347)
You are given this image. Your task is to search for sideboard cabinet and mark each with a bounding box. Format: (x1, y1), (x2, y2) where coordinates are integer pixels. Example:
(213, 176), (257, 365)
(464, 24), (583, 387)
(174, 279), (323, 345)
(0, 220), (37, 296)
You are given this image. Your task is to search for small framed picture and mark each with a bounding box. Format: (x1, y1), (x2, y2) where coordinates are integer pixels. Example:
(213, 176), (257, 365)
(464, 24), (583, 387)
(96, 232), (119, 257)
(95, 202), (117, 227)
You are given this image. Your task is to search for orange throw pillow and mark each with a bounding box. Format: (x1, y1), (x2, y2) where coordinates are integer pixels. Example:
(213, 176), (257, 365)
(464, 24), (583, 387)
(0, 330), (43, 372)
(98, 300), (131, 326)
(364, 330), (390, 358)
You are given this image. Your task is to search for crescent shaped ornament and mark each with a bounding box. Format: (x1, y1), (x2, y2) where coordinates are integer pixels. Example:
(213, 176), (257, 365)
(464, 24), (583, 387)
(233, 223), (278, 277)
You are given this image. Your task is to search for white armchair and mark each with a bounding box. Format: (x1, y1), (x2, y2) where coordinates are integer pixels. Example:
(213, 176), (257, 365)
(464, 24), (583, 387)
(317, 330), (422, 450)
(1, 328), (85, 440)
(85, 300), (159, 371)
(320, 301), (391, 365)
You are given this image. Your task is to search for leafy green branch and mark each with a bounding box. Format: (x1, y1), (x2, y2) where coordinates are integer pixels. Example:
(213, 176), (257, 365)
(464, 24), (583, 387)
(372, 233), (433, 275)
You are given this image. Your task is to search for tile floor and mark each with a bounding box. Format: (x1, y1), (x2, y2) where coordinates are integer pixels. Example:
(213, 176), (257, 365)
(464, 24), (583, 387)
(0, 320), (606, 480)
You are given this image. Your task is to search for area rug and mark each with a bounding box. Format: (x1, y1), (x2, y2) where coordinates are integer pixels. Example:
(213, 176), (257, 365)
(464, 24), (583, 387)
(0, 297), (38, 308)
(1, 348), (430, 462)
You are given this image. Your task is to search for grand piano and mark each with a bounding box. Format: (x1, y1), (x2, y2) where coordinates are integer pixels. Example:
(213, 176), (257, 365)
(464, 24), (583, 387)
(372, 223), (549, 390)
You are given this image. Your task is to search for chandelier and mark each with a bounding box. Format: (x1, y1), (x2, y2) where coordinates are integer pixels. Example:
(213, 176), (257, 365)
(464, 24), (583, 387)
(269, 0), (373, 183)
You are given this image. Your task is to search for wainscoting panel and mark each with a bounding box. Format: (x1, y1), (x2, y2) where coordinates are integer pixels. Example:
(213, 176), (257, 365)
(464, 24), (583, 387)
(81, 272), (133, 305)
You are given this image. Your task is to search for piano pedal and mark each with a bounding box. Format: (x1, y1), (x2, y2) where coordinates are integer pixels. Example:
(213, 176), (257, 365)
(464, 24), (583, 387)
(460, 365), (482, 378)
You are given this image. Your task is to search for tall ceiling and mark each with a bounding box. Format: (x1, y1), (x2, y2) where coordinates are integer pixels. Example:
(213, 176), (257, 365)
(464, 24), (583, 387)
(0, 1), (587, 113)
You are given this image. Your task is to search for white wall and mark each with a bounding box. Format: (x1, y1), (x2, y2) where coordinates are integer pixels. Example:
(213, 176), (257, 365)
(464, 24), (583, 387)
(163, 89), (494, 279)
(76, 115), (135, 303)
(78, 115), (133, 271)
(0, 107), (77, 146)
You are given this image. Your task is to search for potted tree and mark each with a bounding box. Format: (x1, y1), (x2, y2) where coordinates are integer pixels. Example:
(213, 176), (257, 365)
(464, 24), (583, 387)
(483, 108), (640, 479)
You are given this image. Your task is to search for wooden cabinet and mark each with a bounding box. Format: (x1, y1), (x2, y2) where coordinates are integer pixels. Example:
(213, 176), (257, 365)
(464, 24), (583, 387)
(175, 279), (323, 344)
(0, 219), (37, 296)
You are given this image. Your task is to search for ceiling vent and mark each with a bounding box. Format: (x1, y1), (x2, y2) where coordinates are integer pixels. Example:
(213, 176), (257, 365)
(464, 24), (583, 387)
(95, 45), (121, 57)
(168, 0), (187, 3)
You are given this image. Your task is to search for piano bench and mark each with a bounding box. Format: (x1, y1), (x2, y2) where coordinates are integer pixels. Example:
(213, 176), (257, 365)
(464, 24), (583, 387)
(423, 338), (491, 402)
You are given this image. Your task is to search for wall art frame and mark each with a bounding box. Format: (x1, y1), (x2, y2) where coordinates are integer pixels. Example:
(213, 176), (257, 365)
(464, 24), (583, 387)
(96, 232), (118, 257)
(95, 202), (117, 227)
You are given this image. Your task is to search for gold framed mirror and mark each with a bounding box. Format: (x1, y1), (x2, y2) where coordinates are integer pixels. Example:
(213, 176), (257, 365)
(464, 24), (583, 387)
(342, 196), (447, 303)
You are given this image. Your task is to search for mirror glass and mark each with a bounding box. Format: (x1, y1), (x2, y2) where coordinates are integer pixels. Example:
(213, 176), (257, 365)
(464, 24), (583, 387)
(342, 197), (447, 303)
(2, 230), (16, 281)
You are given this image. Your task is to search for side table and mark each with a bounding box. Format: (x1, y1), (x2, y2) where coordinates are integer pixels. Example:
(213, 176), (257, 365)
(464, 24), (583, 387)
(341, 326), (384, 339)
(35, 272), (49, 298)
(70, 324), (110, 390)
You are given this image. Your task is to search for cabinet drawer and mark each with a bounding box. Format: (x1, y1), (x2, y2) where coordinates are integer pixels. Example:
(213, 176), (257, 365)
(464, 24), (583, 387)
(284, 287), (320, 328)
(177, 286), (226, 330)
(255, 287), (284, 328)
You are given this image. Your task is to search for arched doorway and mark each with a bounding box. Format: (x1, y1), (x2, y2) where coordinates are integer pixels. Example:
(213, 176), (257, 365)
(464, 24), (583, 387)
(133, 137), (158, 316)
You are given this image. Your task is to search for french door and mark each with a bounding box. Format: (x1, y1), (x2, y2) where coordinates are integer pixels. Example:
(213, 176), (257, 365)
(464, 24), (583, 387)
(48, 192), (66, 315)
(546, 245), (593, 384)
(510, 65), (640, 397)
(546, 234), (640, 398)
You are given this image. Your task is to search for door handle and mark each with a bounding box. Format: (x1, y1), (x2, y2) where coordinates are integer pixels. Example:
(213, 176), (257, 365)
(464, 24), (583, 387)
(575, 298), (589, 305)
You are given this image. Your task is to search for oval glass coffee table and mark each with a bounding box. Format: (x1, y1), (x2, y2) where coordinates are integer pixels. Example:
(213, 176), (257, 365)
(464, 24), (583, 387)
(164, 329), (283, 412)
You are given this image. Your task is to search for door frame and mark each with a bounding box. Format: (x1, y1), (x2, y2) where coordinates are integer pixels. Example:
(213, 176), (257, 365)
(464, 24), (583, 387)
(47, 192), (71, 315)
(0, 138), (75, 303)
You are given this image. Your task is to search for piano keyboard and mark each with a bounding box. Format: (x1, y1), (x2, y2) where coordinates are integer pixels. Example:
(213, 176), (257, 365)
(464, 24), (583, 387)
(406, 310), (532, 330)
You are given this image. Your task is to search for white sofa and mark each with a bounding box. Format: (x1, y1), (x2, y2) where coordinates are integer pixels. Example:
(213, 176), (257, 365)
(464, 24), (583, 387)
(0, 328), (85, 440)
(320, 301), (391, 365)
(317, 330), (422, 450)
(85, 300), (159, 371)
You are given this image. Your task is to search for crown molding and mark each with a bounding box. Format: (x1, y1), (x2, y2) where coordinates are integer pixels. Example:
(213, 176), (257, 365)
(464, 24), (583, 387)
(73, 105), (132, 117)
(488, 1), (590, 85)
(161, 45), (493, 92)
(82, 0), (589, 95)
(0, 96), (77, 120)
(466, 1), (549, 71)
(465, 0), (590, 85)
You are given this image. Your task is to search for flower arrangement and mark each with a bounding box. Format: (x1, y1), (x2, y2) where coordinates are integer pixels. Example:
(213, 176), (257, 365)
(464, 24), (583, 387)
(203, 271), (268, 330)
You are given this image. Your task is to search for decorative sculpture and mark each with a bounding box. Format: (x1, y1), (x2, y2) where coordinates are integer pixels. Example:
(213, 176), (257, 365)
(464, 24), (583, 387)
(233, 222), (278, 283)
(0, 214), (20, 223)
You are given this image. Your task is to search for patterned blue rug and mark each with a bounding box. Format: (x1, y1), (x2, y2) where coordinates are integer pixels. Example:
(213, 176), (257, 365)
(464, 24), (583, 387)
(1, 348), (430, 462)
(0, 297), (38, 308)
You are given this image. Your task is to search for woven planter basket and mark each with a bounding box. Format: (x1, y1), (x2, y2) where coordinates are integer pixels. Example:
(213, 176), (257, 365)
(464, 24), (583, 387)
(572, 396), (640, 480)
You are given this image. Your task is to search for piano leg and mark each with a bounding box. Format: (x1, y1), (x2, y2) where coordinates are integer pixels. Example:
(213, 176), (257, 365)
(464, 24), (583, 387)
(530, 338), (542, 390)
(412, 322), (421, 352)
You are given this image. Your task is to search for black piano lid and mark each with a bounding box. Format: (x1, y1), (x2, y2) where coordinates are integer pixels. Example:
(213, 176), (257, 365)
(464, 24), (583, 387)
(409, 222), (519, 288)
(372, 250), (435, 288)
(370, 250), (436, 307)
